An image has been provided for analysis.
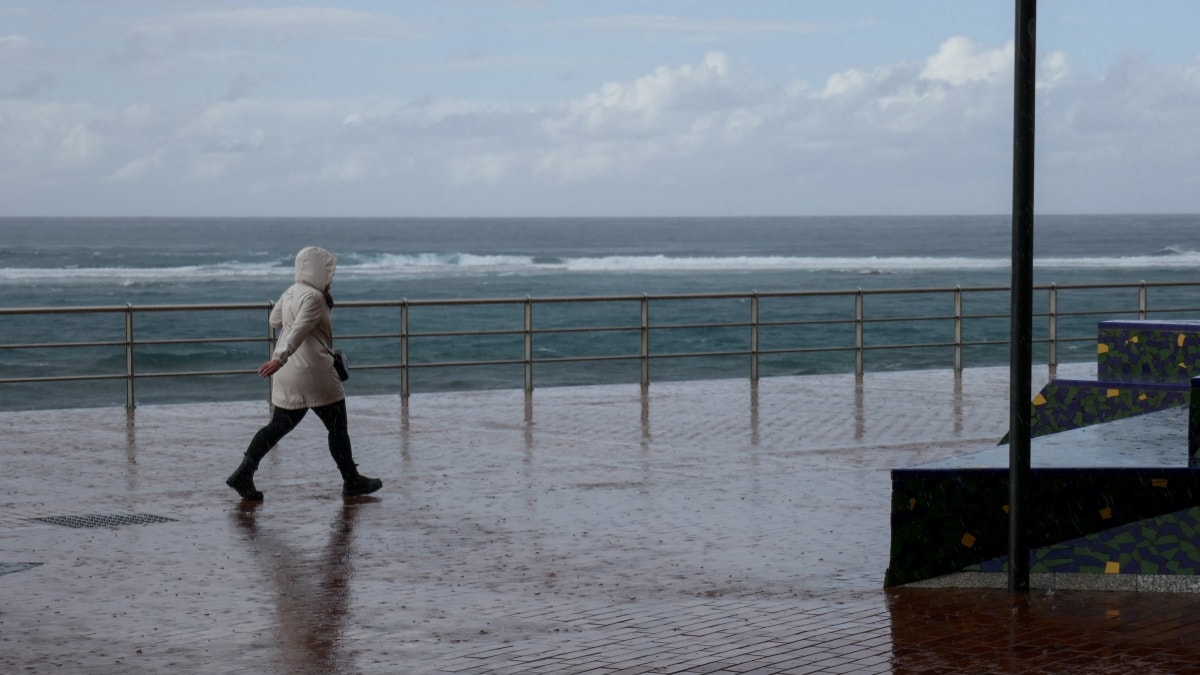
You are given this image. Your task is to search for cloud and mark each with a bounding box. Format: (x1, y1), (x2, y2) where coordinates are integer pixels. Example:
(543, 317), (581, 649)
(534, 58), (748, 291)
(88, 7), (420, 81)
(553, 51), (738, 135)
(818, 65), (899, 99)
(0, 34), (40, 53)
(4, 20), (1200, 216)
(57, 123), (101, 167)
(315, 43), (1200, 214)
(0, 72), (54, 99)
(109, 153), (163, 183)
(0, 102), (104, 170)
(1039, 51), (1069, 88)
(920, 37), (1013, 86)
(449, 152), (518, 185)
(0, 34), (49, 97)
(188, 153), (243, 181)
(222, 73), (256, 102)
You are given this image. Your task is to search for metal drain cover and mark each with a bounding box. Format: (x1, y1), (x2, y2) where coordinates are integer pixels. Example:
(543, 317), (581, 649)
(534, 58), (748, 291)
(34, 513), (178, 529)
(0, 562), (42, 576)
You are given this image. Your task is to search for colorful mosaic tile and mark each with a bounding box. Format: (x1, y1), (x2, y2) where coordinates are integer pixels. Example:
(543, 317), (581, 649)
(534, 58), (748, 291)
(886, 468), (1200, 587)
(1006, 321), (1200, 441)
(1026, 380), (1188, 439)
(891, 320), (1200, 587)
(1097, 321), (1200, 384)
(973, 505), (1200, 576)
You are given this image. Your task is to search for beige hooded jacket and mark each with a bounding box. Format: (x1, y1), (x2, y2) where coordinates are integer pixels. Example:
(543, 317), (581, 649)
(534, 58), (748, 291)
(268, 247), (345, 409)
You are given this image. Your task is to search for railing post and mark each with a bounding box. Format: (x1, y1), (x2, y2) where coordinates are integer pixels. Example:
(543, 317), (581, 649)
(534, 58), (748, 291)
(749, 291), (760, 382)
(524, 296), (534, 392)
(953, 286), (963, 373)
(125, 304), (135, 411)
(640, 294), (650, 387)
(1047, 284), (1058, 379)
(13, 281), (1200, 408)
(854, 289), (864, 378)
(400, 300), (410, 399)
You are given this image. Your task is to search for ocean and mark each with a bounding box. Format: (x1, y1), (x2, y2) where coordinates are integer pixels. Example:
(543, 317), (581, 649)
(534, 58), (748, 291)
(2, 214), (1200, 410)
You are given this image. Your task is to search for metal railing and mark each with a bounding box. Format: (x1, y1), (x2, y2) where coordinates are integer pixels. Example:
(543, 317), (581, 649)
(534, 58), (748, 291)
(3, 280), (1200, 410)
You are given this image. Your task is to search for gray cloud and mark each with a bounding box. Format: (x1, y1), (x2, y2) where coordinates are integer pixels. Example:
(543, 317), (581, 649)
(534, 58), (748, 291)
(0, 72), (54, 99)
(2, 14), (1199, 217)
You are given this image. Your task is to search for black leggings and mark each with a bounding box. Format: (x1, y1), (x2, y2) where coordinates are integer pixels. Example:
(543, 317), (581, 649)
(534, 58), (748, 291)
(245, 399), (355, 475)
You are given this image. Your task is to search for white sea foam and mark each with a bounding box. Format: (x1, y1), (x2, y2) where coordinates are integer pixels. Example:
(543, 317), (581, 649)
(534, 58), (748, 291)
(0, 262), (287, 284)
(4, 249), (1200, 284)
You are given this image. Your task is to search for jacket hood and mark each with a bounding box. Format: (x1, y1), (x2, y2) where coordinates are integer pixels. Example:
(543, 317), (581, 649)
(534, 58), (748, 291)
(294, 246), (337, 290)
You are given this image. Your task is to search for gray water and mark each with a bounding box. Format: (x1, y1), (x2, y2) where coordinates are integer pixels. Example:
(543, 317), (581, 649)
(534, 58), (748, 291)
(2, 214), (1199, 409)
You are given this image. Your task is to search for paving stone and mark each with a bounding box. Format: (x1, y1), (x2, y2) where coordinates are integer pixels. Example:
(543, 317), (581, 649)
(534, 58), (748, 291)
(6, 365), (1200, 673)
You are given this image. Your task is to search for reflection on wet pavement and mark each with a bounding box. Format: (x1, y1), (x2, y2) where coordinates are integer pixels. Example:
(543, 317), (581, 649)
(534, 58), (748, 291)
(5, 365), (1199, 673)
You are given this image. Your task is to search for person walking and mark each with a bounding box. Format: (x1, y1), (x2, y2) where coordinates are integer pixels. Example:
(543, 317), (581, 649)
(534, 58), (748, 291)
(226, 246), (382, 500)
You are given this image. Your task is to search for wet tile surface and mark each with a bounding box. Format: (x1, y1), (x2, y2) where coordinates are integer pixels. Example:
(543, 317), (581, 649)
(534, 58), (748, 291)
(4, 364), (1200, 673)
(916, 404), (1189, 470)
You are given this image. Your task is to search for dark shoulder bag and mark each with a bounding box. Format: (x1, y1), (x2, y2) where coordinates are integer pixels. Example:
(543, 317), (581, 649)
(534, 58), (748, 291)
(319, 338), (350, 382)
(332, 349), (350, 382)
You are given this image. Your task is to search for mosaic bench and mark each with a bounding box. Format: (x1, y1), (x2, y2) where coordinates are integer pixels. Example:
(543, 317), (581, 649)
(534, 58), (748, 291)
(889, 319), (1200, 589)
(1025, 319), (1200, 439)
(888, 406), (1200, 589)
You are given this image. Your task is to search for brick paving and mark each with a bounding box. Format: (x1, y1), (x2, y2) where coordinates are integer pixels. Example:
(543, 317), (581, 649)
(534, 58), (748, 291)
(4, 365), (1200, 673)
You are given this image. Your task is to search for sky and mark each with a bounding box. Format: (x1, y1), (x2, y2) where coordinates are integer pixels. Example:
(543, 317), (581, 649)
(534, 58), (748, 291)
(2, 0), (1199, 218)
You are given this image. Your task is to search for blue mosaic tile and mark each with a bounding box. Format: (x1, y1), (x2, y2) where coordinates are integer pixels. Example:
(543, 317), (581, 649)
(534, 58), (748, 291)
(971, 506), (1200, 577)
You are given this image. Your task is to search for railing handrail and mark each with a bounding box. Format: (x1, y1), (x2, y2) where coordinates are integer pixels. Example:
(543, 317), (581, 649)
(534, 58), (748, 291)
(4, 279), (1200, 410)
(9, 279), (1199, 316)
(0, 302), (274, 315)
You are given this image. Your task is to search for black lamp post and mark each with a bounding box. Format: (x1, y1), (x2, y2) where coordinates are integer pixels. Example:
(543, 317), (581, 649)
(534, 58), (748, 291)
(1009, 0), (1037, 593)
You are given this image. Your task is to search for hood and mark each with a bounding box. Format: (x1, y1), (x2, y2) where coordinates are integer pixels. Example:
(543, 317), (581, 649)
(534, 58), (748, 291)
(293, 246), (337, 291)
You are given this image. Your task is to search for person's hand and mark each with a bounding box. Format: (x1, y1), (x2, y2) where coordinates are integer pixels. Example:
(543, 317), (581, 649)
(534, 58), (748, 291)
(258, 360), (283, 378)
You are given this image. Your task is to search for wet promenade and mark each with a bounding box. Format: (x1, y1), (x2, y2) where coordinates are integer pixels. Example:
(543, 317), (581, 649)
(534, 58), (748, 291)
(4, 365), (1200, 674)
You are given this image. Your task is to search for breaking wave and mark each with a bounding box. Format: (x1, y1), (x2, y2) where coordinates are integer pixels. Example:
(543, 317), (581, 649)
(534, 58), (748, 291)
(5, 249), (1200, 284)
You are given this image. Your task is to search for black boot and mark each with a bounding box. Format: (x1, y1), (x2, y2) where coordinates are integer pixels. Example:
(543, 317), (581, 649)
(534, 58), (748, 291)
(226, 455), (264, 501)
(340, 465), (382, 497)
